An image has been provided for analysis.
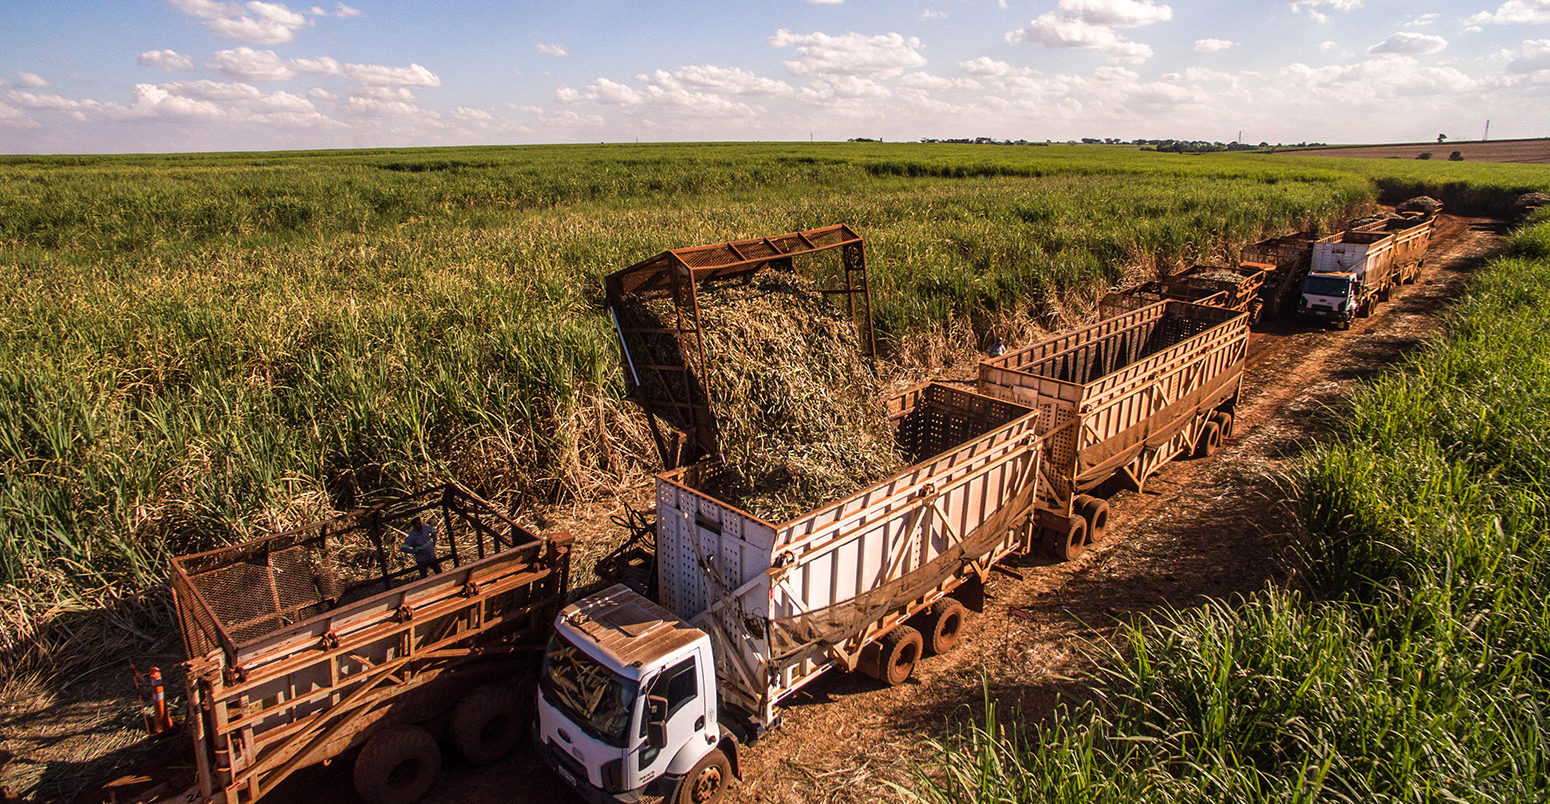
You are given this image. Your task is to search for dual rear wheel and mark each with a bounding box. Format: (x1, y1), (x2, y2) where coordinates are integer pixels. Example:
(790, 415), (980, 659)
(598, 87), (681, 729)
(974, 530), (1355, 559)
(352, 682), (530, 804)
(1043, 494), (1110, 562)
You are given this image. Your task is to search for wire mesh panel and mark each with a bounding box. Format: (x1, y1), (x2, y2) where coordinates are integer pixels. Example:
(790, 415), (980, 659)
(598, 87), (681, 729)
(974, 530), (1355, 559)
(604, 224), (876, 468)
(170, 483), (540, 664)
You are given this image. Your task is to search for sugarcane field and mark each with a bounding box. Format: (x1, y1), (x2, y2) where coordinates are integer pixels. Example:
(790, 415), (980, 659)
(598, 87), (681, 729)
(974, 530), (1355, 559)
(8, 6), (1550, 803)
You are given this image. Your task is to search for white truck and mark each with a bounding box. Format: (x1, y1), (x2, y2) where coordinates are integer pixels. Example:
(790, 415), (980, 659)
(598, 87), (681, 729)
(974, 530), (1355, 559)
(1299, 213), (1435, 328)
(534, 382), (1053, 804)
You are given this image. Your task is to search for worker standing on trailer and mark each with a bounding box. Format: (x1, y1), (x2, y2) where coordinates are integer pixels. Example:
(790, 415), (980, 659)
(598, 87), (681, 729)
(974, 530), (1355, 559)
(401, 516), (441, 578)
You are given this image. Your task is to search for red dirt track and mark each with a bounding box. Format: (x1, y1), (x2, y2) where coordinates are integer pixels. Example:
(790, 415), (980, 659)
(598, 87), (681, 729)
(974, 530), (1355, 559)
(1277, 138), (1550, 164)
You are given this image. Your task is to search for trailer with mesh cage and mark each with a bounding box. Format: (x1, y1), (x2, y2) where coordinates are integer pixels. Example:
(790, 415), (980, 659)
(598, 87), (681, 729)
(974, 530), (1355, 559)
(978, 300), (1250, 561)
(153, 483), (572, 804)
(604, 223), (876, 470)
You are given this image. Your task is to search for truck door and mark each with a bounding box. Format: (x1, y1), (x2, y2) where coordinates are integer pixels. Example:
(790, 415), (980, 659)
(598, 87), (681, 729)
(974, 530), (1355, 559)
(635, 651), (713, 786)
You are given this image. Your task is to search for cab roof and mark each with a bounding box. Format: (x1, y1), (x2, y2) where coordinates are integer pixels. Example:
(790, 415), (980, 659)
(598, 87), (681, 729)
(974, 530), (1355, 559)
(558, 584), (705, 672)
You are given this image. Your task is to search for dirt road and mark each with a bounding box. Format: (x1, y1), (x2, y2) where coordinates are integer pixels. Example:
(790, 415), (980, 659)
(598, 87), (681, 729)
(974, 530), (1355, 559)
(1277, 139), (1550, 164)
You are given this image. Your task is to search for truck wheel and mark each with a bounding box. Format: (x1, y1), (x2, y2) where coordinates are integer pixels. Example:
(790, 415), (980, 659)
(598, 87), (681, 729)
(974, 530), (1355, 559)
(353, 725), (441, 804)
(1192, 420), (1222, 459)
(921, 599), (967, 655)
(1247, 301), (1264, 326)
(674, 748), (733, 804)
(451, 683), (526, 765)
(870, 625), (923, 686)
(1042, 517), (1087, 562)
(1380, 284), (1392, 302)
(1210, 411), (1234, 439)
(1075, 495), (1110, 543)
(1338, 319), (1351, 331)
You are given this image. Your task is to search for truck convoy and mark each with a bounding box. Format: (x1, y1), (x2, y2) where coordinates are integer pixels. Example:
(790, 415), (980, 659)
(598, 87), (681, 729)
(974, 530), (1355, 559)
(1298, 212), (1436, 328)
(102, 213), (1434, 804)
(534, 229), (1250, 803)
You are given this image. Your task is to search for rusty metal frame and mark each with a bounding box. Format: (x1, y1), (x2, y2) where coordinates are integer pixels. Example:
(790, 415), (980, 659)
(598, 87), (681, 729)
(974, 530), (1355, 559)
(603, 224), (875, 469)
(169, 484), (573, 804)
(170, 483), (541, 671)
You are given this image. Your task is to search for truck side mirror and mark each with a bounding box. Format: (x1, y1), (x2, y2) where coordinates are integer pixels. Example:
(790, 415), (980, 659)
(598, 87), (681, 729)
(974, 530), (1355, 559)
(645, 695), (668, 750)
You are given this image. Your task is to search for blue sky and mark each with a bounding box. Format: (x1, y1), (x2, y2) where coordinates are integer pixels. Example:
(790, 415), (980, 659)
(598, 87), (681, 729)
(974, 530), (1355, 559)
(2, 0), (1549, 153)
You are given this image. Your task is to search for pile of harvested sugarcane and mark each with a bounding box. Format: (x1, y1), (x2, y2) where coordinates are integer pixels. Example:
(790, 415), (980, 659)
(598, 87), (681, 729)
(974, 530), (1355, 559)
(623, 270), (902, 521)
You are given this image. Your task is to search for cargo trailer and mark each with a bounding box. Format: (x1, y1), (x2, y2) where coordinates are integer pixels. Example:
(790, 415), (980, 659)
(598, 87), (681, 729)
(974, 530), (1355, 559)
(604, 224), (876, 470)
(978, 300), (1250, 560)
(121, 485), (572, 804)
(1099, 264), (1271, 323)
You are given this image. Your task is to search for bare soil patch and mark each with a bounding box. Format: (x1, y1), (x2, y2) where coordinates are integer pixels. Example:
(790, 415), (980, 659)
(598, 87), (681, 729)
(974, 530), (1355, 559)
(1277, 139), (1550, 164)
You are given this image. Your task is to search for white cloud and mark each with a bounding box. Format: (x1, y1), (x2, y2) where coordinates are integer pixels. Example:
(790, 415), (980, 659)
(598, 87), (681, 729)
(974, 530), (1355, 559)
(537, 43), (569, 57)
(16, 72), (50, 89)
(1467, 1), (1550, 25)
(959, 57), (1032, 78)
(1404, 12), (1439, 27)
(921, 9), (948, 20)
(139, 50), (195, 71)
(558, 68), (769, 117)
(769, 30), (927, 79)
(170, 0), (311, 45)
(1506, 38), (1550, 72)
(1106, 41), (1154, 63)
(1007, 0), (1170, 63)
(899, 71), (980, 91)
(1320, 40), (1338, 51)
(1281, 55), (1473, 96)
(286, 55), (442, 86)
(207, 47), (295, 81)
(308, 2), (361, 17)
(1289, 0), (1362, 13)
(1369, 32), (1448, 55)
(451, 106), (493, 122)
(670, 65), (795, 96)
(338, 62), (440, 87)
(1060, 0), (1172, 27)
(1194, 38), (1235, 52)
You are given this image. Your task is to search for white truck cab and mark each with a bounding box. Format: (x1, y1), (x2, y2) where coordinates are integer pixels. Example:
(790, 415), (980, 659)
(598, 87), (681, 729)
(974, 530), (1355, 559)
(1299, 270), (1358, 321)
(535, 584), (736, 804)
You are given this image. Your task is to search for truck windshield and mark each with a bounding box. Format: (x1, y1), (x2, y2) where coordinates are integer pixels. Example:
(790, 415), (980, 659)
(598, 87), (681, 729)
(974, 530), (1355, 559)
(1303, 275), (1351, 297)
(540, 632), (638, 746)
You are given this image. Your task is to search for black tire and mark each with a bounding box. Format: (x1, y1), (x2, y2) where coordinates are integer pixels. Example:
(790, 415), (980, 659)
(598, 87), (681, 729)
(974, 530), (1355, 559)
(1193, 420), (1222, 459)
(1210, 411), (1234, 439)
(1075, 495), (1110, 544)
(1043, 516), (1087, 562)
(451, 683), (527, 765)
(353, 725), (441, 804)
(921, 598), (967, 655)
(674, 748), (733, 804)
(1247, 300), (1264, 327)
(871, 625), (923, 686)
